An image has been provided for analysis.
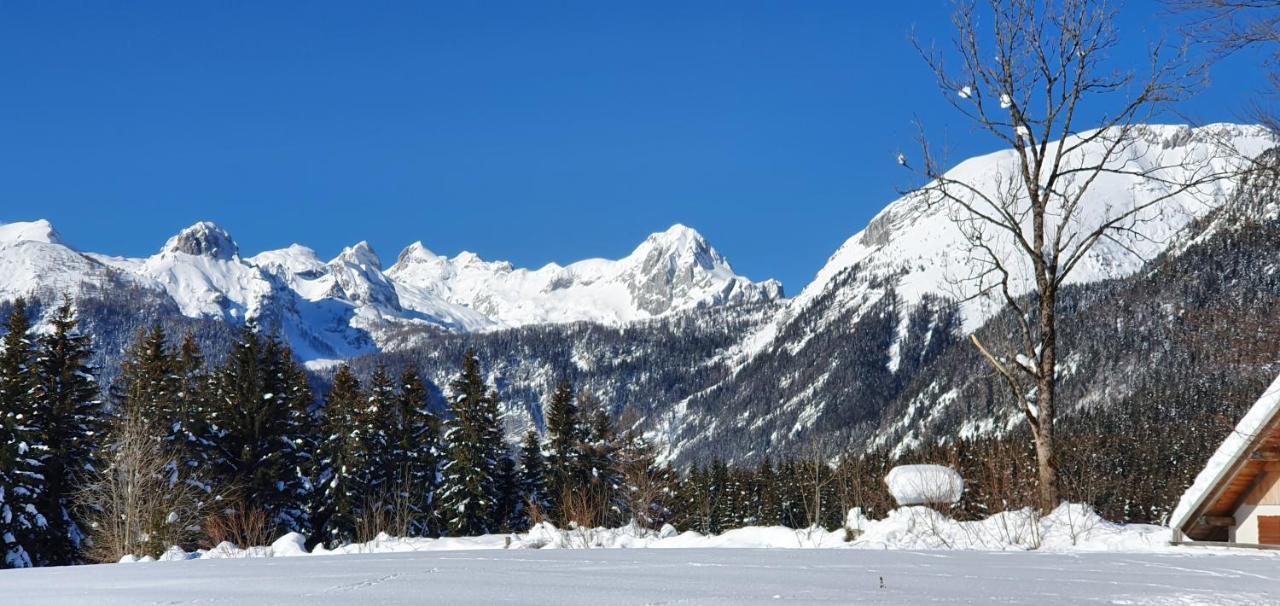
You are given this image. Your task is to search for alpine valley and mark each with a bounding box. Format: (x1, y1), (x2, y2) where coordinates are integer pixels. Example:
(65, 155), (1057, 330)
(3, 123), (1277, 474)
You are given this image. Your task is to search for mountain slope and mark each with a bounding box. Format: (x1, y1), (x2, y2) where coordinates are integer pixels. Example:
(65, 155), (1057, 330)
(659, 124), (1276, 464)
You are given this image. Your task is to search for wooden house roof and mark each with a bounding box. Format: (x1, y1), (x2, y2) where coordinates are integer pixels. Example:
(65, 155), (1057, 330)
(1171, 373), (1280, 542)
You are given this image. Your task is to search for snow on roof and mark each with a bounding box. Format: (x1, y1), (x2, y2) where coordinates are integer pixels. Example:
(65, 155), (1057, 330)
(884, 464), (965, 506)
(1169, 371), (1280, 534)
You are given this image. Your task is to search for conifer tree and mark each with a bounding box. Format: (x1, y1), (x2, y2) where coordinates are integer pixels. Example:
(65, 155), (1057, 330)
(106, 325), (211, 553)
(170, 332), (214, 492)
(30, 301), (102, 565)
(709, 459), (731, 534)
(316, 365), (364, 546)
(493, 454), (523, 532)
(579, 391), (623, 525)
(208, 329), (317, 535)
(391, 368), (440, 536)
(440, 350), (501, 536)
(263, 336), (320, 534)
(0, 299), (44, 568)
(543, 380), (585, 513)
(755, 459), (781, 527)
(116, 326), (180, 437)
(363, 366), (397, 497)
(517, 430), (550, 523)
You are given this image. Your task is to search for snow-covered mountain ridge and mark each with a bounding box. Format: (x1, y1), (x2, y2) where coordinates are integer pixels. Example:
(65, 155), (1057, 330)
(0, 220), (782, 360)
(741, 123), (1276, 364)
(656, 123), (1278, 464)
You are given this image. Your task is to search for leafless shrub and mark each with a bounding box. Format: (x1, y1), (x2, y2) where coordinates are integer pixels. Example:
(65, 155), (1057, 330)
(75, 412), (210, 562)
(354, 468), (423, 544)
(526, 496), (549, 528)
(203, 504), (272, 551)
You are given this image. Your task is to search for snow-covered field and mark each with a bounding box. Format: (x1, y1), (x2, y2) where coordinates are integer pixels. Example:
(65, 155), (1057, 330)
(5, 548), (1279, 605)
(4, 506), (1279, 604)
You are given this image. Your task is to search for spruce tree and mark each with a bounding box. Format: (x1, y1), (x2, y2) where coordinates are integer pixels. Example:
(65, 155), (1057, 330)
(30, 301), (103, 565)
(755, 458), (781, 526)
(579, 391), (623, 525)
(709, 459), (731, 534)
(391, 368), (440, 536)
(208, 329), (317, 535)
(317, 365), (364, 546)
(440, 350), (500, 536)
(263, 336), (320, 534)
(362, 366), (396, 497)
(493, 454), (522, 532)
(543, 380), (584, 513)
(107, 325), (199, 553)
(517, 430), (550, 523)
(0, 299), (44, 568)
(115, 326), (179, 436)
(171, 332), (214, 493)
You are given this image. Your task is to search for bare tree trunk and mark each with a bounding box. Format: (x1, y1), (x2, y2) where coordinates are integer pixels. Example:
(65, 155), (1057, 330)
(1034, 288), (1059, 512)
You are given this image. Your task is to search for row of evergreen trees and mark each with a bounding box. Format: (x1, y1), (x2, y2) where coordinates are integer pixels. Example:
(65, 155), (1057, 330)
(0, 300), (101, 567)
(0, 300), (681, 567)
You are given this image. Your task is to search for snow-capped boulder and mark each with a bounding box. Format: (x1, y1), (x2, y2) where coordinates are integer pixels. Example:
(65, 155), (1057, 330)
(884, 464), (964, 506)
(270, 532), (309, 557)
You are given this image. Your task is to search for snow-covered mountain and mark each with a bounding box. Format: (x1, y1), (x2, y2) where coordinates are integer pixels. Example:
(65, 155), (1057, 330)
(658, 123), (1278, 464)
(387, 224), (783, 329)
(0, 220), (782, 360)
(0, 220), (154, 304)
(3, 123), (1275, 471)
(741, 124), (1276, 364)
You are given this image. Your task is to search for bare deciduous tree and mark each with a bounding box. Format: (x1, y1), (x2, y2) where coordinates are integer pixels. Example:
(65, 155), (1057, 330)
(908, 0), (1238, 512)
(616, 408), (673, 529)
(75, 412), (209, 562)
(203, 504), (272, 551)
(1170, 0), (1280, 132)
(798, 438), (837, 530)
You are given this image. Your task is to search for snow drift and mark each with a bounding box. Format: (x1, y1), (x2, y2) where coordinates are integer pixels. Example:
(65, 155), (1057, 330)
(125, 503), (1200, 564)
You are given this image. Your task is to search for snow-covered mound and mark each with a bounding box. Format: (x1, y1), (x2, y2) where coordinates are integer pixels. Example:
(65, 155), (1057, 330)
(0, 219), (780, 360)
(884, 464), (964, 506)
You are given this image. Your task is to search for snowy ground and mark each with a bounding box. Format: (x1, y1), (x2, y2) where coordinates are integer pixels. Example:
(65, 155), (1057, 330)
(5, 548), (1279, 605)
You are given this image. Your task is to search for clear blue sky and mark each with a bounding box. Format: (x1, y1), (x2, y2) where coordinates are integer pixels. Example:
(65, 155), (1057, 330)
(0, 1), (1267, 292)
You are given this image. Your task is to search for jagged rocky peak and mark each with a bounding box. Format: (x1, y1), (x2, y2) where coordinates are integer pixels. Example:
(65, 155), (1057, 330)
(332, 240), (382, 270)
(0, 219), (66, 246)
(161, 221), (239, 260)
(395, 241), (440, 265)
(326, 241), (401, 310)
(634, 223), (719, 269)
(621, 224), (783, 315)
